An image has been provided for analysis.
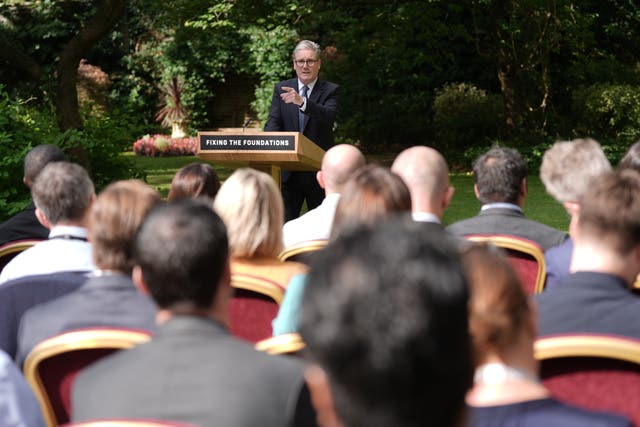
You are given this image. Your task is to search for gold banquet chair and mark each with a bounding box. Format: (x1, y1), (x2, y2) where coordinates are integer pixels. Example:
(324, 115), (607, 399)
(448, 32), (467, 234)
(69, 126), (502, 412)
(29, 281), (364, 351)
(23, 328), (152, 427)
(278, 239), (328, 265)
(0, 239), (41, 272)
(466, 234), (546, 294)
(535, 333), (640, 425)
(255, 333), (305, 356)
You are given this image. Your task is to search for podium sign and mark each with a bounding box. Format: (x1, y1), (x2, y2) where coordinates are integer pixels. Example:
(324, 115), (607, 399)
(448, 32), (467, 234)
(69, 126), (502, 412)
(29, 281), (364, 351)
(197, 131), (325, 184)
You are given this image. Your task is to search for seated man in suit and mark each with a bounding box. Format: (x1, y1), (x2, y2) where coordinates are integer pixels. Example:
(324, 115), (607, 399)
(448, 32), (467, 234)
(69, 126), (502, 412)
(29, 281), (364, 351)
(282, 143), (365, 248)
(0, 349), (45, 427)
(446, 146), (567, 250)
(536, 169), (640, 338)
(299, 218), (472, 427)
(0, 161), (96, 284)
(72, 200), (316, 427)
(0, 144), (66, 246)
(539, 138), (611, 288)
(16, 180), (160, 366)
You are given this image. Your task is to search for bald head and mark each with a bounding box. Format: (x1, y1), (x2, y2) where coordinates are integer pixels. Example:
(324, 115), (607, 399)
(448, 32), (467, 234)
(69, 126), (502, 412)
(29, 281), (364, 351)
(391, 146), (453, 218)
(319, 144), (366, 194)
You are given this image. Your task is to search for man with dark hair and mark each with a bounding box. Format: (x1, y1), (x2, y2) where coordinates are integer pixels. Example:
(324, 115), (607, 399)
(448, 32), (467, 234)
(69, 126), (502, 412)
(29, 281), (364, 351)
(265, 40), (340, 221)
(72, 200), (316, 427)
(0, 161), (95, 284)
(0, 144), (66, 246)
(15, 180), (160, 365)
(537, 169), (640, 338)
(446, 146), (567, 250)
(299, 218), (472, 427)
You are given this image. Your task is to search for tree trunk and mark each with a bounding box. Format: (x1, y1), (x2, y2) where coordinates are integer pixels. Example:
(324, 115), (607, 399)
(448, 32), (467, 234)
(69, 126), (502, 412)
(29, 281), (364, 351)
(56, 0), (126, 132)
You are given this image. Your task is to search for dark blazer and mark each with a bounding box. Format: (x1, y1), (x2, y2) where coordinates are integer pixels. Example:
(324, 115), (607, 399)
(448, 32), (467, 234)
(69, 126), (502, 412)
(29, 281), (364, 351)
(469, 397), (632, 427)
(0, 271), (88, 360)
(16, 273), (157, 366)
(536, 272), (640, 339)
(264, 77), (339, 151)
(0, 202), (49, 246)
(72, 316), (317, 427)
(445, 207), (567, 251)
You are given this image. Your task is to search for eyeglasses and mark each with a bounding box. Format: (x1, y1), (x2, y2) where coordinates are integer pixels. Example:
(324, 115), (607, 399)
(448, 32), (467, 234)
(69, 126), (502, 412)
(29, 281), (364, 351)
(294, 59), (318, 67)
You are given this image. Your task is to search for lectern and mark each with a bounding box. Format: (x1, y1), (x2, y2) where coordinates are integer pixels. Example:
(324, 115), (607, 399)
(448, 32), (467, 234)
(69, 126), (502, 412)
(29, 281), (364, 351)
(197, 131), (325, 185)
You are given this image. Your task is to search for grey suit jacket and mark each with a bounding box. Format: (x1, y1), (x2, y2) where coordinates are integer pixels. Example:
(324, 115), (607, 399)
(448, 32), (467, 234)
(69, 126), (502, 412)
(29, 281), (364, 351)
(446, 207), (567, 251)
(72, 315), (317, 427)
(16, 273), (157, 366)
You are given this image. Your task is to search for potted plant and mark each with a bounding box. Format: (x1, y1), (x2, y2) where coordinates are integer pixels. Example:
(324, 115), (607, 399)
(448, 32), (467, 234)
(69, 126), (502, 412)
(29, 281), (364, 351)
(156, 77), (188, 139)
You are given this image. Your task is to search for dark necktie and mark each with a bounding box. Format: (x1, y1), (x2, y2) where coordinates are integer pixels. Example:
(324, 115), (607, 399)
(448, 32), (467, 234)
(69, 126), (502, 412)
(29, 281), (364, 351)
(298, 85), (308, 132)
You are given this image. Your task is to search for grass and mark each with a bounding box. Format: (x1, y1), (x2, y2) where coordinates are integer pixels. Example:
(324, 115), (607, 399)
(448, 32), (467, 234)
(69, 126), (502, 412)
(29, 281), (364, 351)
(126, 152), (569, 232)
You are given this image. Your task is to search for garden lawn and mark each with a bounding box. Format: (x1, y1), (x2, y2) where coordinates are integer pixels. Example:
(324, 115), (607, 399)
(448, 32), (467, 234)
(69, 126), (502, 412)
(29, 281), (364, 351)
(127, 152), (569, 233)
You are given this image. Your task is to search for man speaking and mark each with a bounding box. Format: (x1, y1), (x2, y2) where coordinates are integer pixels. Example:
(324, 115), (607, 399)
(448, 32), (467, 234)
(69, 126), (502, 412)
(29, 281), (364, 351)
(264, 40), (340, 221)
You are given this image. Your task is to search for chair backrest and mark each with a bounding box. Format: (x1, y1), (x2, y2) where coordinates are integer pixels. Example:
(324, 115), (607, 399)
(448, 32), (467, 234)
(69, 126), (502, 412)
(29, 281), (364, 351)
(23, 328), (152, 427)
(64, 419), (197, 427)
(0, 239), (41, 272)
(229, 273), (286, 343)
(278, 239), (328, 264)
(255, 333), (305, 356)
(0, 271), (88, 359)
(535, 334), (640, 425)
(466, 234), (546, 294)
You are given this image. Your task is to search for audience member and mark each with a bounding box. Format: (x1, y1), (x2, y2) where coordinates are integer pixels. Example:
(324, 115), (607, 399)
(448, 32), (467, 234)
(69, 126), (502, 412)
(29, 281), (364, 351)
(282, 144), (365, 248)
(272, 165), (411, 335)
(299, 218), (472, 427)
(15, 180), (160, 366)
(214, 168), (307, 288)
(0, 144), (66, 246)
(540, 138), (611, 288)
(0, 161), (95, 284)
(72, 201), (316, 427)
(330, 164), (411, 238)
(167, 162), (220, 202)
(391, 145), (466, 247)
(446, 146), (567, 250)
(0, 349), (45, 427)
(537, 170), (640, 338)
(618, 140), (640, 172)
(463, 244), (630, 427)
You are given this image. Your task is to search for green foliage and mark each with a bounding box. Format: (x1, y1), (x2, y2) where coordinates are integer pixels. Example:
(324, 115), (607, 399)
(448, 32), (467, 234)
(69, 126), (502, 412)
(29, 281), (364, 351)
(572, 84), (640, 145)
(433, 83), (503, 157)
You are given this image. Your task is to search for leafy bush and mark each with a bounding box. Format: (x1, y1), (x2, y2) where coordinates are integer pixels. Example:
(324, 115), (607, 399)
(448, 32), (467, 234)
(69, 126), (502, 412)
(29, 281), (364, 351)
(0, 85), (145, 220)
(133, 134), (198, 157)
(433, 83), (504, 158)
(572, 84), (640, 144)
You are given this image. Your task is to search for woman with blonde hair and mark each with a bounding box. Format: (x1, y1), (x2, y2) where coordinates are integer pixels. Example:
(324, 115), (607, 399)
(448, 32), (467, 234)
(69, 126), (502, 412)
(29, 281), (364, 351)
(462, 244), (630, 426)
(213, 168), (306, 287)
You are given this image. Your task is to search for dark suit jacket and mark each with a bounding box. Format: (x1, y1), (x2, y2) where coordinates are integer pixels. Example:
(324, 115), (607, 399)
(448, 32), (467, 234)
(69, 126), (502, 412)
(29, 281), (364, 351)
(0, 202), (49, 246)
(0, 271), (88, 360)
(16, 273), (157, 366)
(72, 315), (317, 427)
(536, 272), (640, 338)
(264, 78), (339, 151)
(445, 207), (567, 251)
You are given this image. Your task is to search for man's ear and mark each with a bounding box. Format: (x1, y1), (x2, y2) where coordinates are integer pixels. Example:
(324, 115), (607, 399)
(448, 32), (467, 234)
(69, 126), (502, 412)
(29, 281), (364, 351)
(132, 265), (151, 296)
(305, 365), (342, 427)
(316, 171), (326, 189)
(442, 185), (455, 211)
(473, 184), (480, 201)
(34, 208), (52, 229)
(520, 177), (528, 198)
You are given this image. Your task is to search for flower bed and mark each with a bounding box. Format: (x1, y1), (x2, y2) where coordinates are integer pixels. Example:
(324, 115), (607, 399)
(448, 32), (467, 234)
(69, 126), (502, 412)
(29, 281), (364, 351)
(133, 134), (197, 156)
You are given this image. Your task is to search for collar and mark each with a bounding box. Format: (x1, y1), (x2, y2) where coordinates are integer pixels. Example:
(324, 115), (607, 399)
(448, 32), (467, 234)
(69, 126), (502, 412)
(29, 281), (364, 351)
(48, 225), (89, 240)
(412, 212), (441, 224)
(298, 78), (318, 93)
(481, 202), (523, 213)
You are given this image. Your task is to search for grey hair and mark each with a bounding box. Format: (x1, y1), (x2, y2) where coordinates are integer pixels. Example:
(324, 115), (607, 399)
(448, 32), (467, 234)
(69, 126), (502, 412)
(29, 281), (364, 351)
(292, 40), (321, 59)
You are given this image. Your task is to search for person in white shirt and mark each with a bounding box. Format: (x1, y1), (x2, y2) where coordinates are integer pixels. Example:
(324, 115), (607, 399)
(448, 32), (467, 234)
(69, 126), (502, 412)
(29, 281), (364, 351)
(282, 144), (365, 248)
(0, 161), (95, 284)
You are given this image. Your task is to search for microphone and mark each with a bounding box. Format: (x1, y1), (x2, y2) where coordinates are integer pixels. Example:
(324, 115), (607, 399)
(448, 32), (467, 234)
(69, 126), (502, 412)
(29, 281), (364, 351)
(242, 116), (253, 132)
